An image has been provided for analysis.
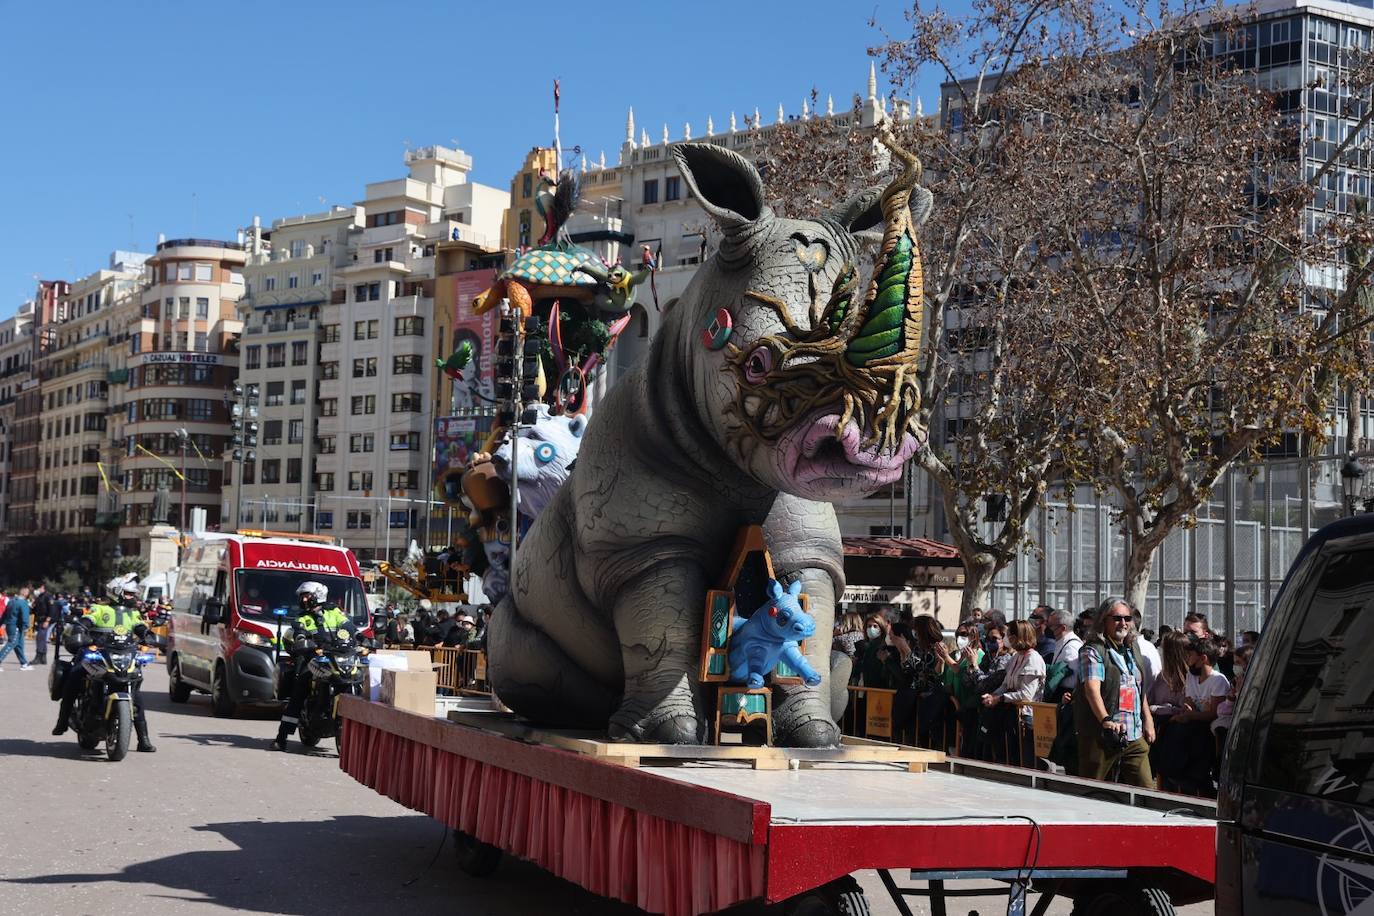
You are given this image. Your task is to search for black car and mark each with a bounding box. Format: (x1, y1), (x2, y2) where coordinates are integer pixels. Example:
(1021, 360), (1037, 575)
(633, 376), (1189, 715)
(1217, 514), (1374, 915)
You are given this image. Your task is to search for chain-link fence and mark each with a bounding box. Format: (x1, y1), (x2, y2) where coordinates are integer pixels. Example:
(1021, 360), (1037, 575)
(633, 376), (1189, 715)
(987, 453), (1369, 635)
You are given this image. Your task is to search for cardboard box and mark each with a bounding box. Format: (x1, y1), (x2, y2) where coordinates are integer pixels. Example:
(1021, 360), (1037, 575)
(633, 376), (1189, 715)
(380, 668), (438, 716)
(367, 650), (437, 701)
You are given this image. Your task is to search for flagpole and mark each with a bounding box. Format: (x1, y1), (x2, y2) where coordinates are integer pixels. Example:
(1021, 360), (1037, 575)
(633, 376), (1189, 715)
(553, 78), (562, 167)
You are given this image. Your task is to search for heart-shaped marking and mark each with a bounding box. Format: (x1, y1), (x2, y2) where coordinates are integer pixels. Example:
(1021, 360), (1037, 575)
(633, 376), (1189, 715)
(794, 238), (828, 271)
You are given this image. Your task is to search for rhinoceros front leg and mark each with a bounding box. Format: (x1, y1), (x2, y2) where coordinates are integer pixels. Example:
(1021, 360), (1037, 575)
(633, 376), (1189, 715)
(606, 561), (707, 744)
(771, 565), (842, 748)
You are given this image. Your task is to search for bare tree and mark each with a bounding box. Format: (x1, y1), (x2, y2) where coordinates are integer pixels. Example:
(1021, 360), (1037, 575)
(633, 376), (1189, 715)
(1025, 4), (1374, 608)
(755, 0), (1114, 613)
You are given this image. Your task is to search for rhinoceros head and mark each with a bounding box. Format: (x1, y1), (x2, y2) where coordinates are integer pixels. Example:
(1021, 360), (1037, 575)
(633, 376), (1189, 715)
(671, 130), (930, 502)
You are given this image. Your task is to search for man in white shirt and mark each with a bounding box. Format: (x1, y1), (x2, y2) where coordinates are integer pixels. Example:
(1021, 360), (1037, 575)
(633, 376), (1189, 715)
(1130, 605), (1161, 694)
(1047, 609), (1083, 702)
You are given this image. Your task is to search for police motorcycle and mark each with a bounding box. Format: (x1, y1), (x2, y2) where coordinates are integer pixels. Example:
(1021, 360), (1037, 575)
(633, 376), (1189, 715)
(50, 620), (158, 762)
(271, 608), (370, 750)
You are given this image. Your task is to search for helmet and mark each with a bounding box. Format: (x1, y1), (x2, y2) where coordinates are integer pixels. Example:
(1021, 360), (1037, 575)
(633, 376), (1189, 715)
(295, 581), (329, 607)
(107, 573), (139, 600)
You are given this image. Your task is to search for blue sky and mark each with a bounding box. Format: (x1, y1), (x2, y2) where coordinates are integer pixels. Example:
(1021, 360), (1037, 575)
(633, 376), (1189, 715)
(0, 0), (946, 316)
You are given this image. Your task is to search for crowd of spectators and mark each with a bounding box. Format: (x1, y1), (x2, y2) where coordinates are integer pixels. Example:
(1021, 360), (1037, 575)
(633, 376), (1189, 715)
(835, 599), (1258, 798)
(374, 600), (490, 651)
(0, 585), (105, 672)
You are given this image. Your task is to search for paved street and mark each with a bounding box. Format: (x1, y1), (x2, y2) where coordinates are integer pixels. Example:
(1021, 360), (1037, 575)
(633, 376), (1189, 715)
(1, 661), (1213, 915)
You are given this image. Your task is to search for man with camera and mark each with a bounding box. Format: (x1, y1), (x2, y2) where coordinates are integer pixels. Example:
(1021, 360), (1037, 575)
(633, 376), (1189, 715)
(1073, 597), (1156, 787)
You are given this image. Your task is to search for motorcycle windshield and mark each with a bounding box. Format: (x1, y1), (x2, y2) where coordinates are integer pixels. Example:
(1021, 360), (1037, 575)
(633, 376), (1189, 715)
(233, 570), (369, 626)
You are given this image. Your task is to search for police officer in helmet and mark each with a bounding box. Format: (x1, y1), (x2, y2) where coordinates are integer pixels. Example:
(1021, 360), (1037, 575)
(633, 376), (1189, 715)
(271, 580), (354, 751)
(53, 574), (158, 752)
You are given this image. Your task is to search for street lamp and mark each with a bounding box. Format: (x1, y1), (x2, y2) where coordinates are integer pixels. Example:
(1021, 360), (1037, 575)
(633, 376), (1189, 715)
(1340, 453), (1365, 517)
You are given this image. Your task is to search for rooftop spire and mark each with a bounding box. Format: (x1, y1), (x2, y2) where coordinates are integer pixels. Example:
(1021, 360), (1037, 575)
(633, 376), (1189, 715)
(801, 98), (810, 119)
(641, 128), (650, 147)
(915, 96), (924, 118)
(777, 103), (785, 124)
(706, 115), (714, 136)
(730, 111), (737, 132)
(663, 123), (670, 145)
(684, 121), (693, 140)
(626, 106), (636, 145)
(599, 150), (606, 168)
(827, 94), (834, 116)
(753, 106), (761, 127)
(867, 61), (877, 101)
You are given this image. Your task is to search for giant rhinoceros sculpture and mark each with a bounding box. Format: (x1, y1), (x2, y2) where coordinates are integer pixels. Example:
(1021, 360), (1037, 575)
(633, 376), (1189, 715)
(487, 127), (931, 746)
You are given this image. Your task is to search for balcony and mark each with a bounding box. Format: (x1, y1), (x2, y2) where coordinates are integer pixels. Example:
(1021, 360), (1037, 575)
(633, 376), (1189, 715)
(157, 238), (245, 252)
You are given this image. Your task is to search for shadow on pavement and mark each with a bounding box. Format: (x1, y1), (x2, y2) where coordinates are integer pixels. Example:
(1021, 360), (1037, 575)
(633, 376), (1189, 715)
(4, 814), (639, 915)
(0, 737), (108, 761)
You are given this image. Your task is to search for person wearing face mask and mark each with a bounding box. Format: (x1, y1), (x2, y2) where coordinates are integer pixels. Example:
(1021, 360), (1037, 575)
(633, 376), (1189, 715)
(1074, 597), (1156, 787)
(831, 611), (866, 663)
(858, 613), (900, 690)
(1210, 643), (1251, 744)
(1163, 637), (1230, 796)
(936, 621), (985, 757)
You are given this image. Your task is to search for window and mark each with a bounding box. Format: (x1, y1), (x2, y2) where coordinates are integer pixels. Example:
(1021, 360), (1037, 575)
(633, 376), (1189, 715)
(316, 510), (333, 529)
(263, 276), (276, 291)
(290, 379), (307, 405)
(286, 458), (302, 484)
(350, 433), (375, 453)
(195, 263), (212, 282)
(351, 395), (376, 415)
(643, 179), (659, 204)
(393, 354), (422, 375)
(261, 459), (281, 483)
(196, 297), (209, 318)
(179, 297), (191, 320)
(179, 263), (194, 281)
(287, 273), (299, 289)
(265, 381), (285, 407)
(353, 357), (377, 378)
(389, 510), (410, 529)
(321, 324), (340, 343)
(288, 419), (304, 443)
(316, 472), (335, 491)
(263, 420), (283, 445)
(291, 341), (308, 366)
(1255, 547), (1374, 805)
(354, 319), (379, 340)
(245, 345), (261, 370)
(317, 436), (335, 454)
(346, 510), (372, 529)
(194, 332), (207, 352)
(389, 432), (420, 451)
(318, 399), (337, 417)
(395, 316), (424, 336)
(266, 343), (286, 368)
(310, 271), (323, 286)
(391, 392), (422, 413)
(348, 471), (373, 491)
(388, 470), (417, 491)
(665, 175), (681, 201)
(523, 173), (533, 198)
(320, 361), (338, 380)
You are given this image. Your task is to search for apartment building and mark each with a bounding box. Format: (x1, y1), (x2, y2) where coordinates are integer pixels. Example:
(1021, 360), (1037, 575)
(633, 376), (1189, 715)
(218, 145), (506, 563)
(0, 300), (35, 538)
(9, 280), (67, 535)
(109, 238), (245, 556)
(32, 252), (148, 545)
(231, 206), (361, 533)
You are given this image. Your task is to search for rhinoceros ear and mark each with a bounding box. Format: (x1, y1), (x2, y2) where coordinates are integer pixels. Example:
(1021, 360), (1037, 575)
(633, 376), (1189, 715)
(787, 579), (804, 598)
(767, 578), (784, 601)
(672, 143), (771, 231)
(827, 186), (885, 236)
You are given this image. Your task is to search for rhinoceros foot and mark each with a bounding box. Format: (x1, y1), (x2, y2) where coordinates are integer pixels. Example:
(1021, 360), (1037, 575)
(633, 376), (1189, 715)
(607, 683), (702, 745)
(608, 712), (701, 745)
(773, 688), (841, 748)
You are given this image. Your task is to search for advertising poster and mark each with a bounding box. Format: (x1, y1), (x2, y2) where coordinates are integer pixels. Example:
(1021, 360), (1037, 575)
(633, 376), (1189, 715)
(450, 268), (500, 411)
(433, 415), (493, 490)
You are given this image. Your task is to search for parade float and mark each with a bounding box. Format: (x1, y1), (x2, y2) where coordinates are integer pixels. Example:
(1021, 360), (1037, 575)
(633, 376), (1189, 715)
(341, 109), (1217, 915)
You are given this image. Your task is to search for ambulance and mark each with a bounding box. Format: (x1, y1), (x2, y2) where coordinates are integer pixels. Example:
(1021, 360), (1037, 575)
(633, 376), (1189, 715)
(166, 531), (369, 716)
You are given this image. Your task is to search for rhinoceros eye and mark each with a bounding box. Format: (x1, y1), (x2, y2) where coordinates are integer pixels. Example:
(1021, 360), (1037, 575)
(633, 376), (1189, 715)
(744, 345), (774, 384)
(768, 606), (779, 617)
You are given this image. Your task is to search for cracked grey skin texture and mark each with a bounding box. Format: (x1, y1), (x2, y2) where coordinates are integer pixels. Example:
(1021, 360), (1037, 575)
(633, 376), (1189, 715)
(487, 143), (892, 746)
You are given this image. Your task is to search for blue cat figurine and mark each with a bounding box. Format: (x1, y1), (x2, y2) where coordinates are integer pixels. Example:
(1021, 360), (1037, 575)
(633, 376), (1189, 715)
(728, 579), (822, 689)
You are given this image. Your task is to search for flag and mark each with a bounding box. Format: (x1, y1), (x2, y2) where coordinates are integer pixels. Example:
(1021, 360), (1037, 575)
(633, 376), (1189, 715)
(553, 79), (560, 114)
